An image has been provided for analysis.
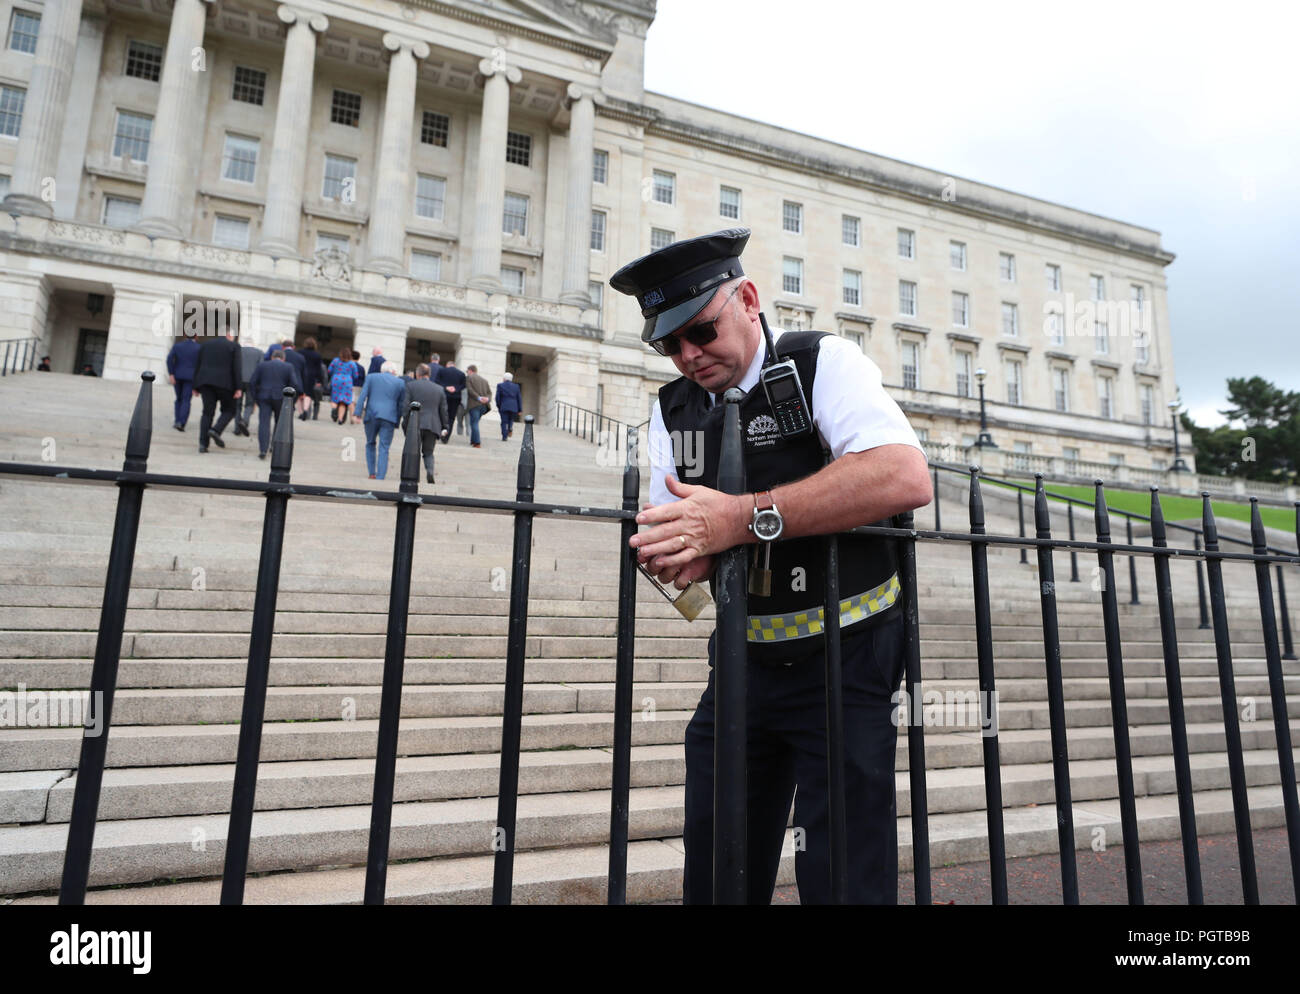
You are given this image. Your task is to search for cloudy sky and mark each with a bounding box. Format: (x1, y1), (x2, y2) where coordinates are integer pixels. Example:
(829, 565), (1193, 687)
(643, 0), (1300, 428)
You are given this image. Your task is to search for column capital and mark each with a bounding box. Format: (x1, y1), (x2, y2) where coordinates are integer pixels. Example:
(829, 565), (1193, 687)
(383, 31), (429, 60)
(277, 4), (328, 33)
(477, 57), (521, 85)
(565, 82), (602, 106)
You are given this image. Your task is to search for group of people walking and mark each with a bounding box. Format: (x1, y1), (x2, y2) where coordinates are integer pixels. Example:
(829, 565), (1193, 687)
(164, 333), (525, 477)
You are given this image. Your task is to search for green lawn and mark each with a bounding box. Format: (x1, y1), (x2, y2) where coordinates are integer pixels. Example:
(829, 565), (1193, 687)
(986, 480), (1296, 535)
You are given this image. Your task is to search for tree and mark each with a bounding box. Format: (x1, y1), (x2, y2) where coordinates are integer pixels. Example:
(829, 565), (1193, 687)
(1184, 376), (1299, 482)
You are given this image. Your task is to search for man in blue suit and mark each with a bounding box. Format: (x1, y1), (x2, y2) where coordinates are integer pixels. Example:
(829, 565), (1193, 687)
(354, 361), (408, 480)
(495, 372), (523, 440)
(166, 335), (202, 431)
(247, 352), (303, 458)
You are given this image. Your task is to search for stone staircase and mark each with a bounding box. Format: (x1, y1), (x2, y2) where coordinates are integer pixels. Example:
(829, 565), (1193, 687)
(1, 373), (1297, 904)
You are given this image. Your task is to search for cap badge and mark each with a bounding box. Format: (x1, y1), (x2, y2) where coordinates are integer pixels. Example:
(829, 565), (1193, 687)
(643, 288), (665, 308)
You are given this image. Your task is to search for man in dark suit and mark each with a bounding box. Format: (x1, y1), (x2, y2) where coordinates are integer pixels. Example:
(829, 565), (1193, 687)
(248, 351), (302, 459)
(401, 363), (449, 483)
(367, 347), (386, 374)
(236, 338), (262, 436)
(495, 373), (522, 440)
(192, 329), (243, 453)
(166, 335), (201, 431)
(280, 339), (307, 407)
(439, 360), (467, 437)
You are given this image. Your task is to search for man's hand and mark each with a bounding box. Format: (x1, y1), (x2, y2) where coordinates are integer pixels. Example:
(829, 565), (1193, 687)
(168, 375), (175, 386)
(629, 475), (747, 573)
(233, 389), (242, 400)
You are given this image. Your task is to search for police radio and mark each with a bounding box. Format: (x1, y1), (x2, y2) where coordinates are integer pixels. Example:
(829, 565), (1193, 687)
(758, 312), (813, 439)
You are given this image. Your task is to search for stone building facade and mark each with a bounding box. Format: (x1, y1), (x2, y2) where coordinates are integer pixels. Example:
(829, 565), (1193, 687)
(0, 0), (1188, 475)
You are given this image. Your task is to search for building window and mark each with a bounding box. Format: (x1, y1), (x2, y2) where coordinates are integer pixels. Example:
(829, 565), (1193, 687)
(231, 66), (266, 106)
(1096, 318), (1109, 353)
(330, 89), (361, 127)
(8, 10), (39, 54)
(1152, 457), (1167, 471)
(1132, 284), (1148, 359)
(112, 110), (152, 161)
(783, 256), (803, 295)
(652, 169), (675, 205)
(1005, 359), (1023, 405)
(650, 227), (674, 251)
(719, 185), (741, 219)
(952, 291), (969, 327)
(1089, 274), (1105, 300)
(588, 280), (603, 319)
(901, 341), (921, 390)
(1001, 301), (1018, 336)
(414, 174), (445, 220)
(842, 269), (861, 306)
(1047, 309), (1065, 346)
(125, 40), (163, 82)
(102, 195), (141, 228)
(955, 350), (973, 398)
(1046, 263), (1061, 291)
(321, 153), (356, 201)
(950, 240), (966, 271)
(1052, 367), (1069, 412)
(503, 192), (528, 236)
(420, 110), (449, 147)
(505, 130), (531, 166)
(212, 215), (250, 249)
(782, 200), (803, 234)
(220, 133), (258, 183)
(592, 148), (608, 184)
(0, 85), (25, 138)
(500, 266), (525, 295)
(1109, 452), (1126, 466)
(899, 280), (917, 317)
(999, 252), (1016, 282)
(844, 329), (864, 351)
(1141, 383), (1155, 425)
(897, 228), (915, 259)
(0, 174), (9, 198)
(315, 232), (350, 257)
(1063, 446), (1080, 465)
(410, 250), (441, 281)
(1135, 331), (1150, 364)
(842, 215), (860, 247)
(590, 209), (606, 251)
(1099, 376), (1114, 419)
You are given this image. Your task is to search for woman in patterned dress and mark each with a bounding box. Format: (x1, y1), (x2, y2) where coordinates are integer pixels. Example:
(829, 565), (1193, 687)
(327, 348), (355, 424)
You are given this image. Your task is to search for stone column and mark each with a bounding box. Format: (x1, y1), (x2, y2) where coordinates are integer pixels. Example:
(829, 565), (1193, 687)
(259, 5), (329, 256)
(102, 286), (172, 381)
(52, 14), (106, 220)
(364, 32), (429, 273)
(2, 0), (84, 217)
(467, 58), (521, 291)
(354, 321), (410, 369)
(559, 84), (595, 307)
(0, 272), (51, 346)
(136, 0), (214, 236)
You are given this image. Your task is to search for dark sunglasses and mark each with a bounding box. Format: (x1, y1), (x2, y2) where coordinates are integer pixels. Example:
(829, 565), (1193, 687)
(650, 283), (743, 357)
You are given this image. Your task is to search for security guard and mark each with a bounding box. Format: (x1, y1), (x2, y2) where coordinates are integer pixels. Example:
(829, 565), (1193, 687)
(610, 228), (932, 904)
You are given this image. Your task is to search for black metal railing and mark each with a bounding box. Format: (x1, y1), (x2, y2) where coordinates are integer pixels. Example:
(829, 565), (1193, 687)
(0, 336), (40, 375)
(551, 399), (649, 450)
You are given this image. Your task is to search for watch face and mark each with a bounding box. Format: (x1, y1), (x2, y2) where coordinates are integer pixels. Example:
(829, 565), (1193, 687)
(754, 509), (783, 541)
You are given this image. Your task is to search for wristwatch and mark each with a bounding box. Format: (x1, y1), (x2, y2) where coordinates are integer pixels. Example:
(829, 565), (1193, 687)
(748, 490), (784, 541)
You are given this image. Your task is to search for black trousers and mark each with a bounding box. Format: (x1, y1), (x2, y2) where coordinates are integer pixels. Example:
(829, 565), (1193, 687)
(198, 386), (237, 448)
(417, 428), (439, 476)
(256, 398), (281, 454)
(238, 381), (255, 426)
(682, 609), (905, 905)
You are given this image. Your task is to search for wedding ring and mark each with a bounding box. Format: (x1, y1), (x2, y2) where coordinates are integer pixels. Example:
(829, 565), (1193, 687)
(679, 535), (686, 549)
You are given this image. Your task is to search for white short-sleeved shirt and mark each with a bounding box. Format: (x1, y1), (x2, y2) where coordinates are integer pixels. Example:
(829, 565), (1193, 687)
(647, 328), (925, 506)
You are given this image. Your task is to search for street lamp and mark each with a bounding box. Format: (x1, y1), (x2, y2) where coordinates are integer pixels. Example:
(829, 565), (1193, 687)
(1168, 399), (1189, 472)
(975, 367), (996, 449)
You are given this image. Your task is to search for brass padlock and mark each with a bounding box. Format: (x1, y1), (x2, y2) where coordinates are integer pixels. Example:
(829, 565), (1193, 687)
(748, 542), (773, 598)
(637, 562), (713, 621)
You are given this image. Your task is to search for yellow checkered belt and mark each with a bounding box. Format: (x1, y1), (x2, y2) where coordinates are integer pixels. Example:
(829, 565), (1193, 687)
(746, 573), (901, 643)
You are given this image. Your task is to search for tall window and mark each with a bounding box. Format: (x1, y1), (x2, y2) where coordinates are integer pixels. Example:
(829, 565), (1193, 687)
(899, 280), (917, 316)
(719, 186), (741, 219)
(901, 341), (920, 390)
(652, 169), (675, 204)
(1045, 263), (1061, 291)
(1005, 359), (1023, 405)
(113, 110), (152, 161)
(0, 85), (25, 138)
(1140, 383), (1155, 425)
(590, 209), (606, 251)
(125, 40), (163, 82)
(950, 240), (966, 271)
(955, 351), (973, 398)
(650, 227), (674, 251)
(1052, 367), (1069, 412)
(420, 110), (449, 147)
(999, 252), (1016, 282)
(505, 130), (531, 166)
(952, 291), (969, 327)
(221, 134), (258, 183)
(1001, 302), (1018, 336)
(315, 232), (350, 257)
(588, 280), (603, 319)
(844, 330), (864, 351)
(782, 200), (802, 234)
(592, 149), (608, 184)
(783, 256), (803, 295)
(102, 195), (141, 228)
(8, 10), (40, 53)
(1047, 309), (1065, 346)
(212, 215), (250, 249)
(842, 269), (861, 306)
(231, 66), (266, 105)
(1096, 315), (1109, 353)
(321, 154), (356, 201)
(414, 174), (445, 220)
(410, 250), (441, 281)
(1098, 376), (1114, 419)
(842, 215), (860, 246)
(500, 266), (525, 295)
(897, 228), (915, 259)
(1135, 331), (1150, 364)
(1089, 274), (1106, 300)
(330, 89), (361, 127)
(1132, 284), (1148, 360)
(502, 192), (528, 236)
(0, 174), (9, 198)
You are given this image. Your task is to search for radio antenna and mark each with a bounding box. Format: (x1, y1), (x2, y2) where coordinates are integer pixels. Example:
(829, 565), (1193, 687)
(758, 311), (778, 368)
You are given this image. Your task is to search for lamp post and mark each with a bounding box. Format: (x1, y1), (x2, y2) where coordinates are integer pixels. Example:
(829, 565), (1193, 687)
(1169, 399), (1189, 473)
(975, 367), (996, 449)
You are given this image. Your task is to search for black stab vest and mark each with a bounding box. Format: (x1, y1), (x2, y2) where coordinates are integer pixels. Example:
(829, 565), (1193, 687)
(658, 330), (900, 662)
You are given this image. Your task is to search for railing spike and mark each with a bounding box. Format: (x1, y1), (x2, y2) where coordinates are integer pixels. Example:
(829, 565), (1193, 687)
(124, 371), (155, 473)
(268, 386), (295, 484)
